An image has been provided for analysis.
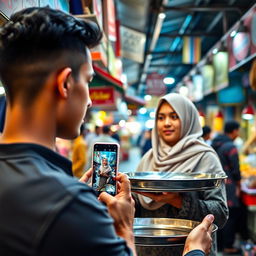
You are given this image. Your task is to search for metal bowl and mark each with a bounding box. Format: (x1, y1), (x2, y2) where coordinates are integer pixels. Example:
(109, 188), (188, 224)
(134, 217), (218, 246)
(126, 172), (227, 192)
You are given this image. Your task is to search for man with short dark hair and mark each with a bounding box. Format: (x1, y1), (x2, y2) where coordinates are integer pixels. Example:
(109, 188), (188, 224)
(212, 120), (242, 254)
(0, 7), (214, 256)
(0, 7), (136, 256)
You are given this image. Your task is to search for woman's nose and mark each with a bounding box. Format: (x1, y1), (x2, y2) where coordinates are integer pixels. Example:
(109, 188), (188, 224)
(164, 117), (171, 126)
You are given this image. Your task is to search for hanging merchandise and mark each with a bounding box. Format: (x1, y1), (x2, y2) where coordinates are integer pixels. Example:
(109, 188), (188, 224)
(182, 36), (201, 64)
(213, 110), (224, 132)
(242, 104), (255, 120)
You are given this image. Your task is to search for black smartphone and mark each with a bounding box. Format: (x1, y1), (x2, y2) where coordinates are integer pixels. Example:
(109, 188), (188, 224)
(91, 142), (120, 196)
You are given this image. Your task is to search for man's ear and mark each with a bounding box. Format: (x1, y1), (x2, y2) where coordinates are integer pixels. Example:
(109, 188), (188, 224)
(56, 67), (72, 98)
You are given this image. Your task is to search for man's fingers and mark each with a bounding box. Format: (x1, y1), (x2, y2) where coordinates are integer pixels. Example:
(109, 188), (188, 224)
(98, 191), (115, 205)
(79, 168), (92, 183)
(116, 173), (131, 194)
(201, 214), (214, 230)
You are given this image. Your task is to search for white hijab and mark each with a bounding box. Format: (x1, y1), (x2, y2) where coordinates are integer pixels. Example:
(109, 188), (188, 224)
(137, 93), (222, 210)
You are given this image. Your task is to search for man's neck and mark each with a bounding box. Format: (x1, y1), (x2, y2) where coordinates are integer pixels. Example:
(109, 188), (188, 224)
(1, 102), (56, 150)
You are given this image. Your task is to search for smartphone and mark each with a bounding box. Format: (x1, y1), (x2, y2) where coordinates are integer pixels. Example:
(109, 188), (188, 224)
(91, 142), (120, 196)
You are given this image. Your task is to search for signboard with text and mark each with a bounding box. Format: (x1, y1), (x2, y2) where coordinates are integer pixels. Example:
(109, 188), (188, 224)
(0, 0), (69, 17)
(120, 26), (146, 63)
(146, 73), (166, 96)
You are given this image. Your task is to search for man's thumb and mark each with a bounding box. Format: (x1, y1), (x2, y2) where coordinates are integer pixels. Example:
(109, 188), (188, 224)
(202, 214), (214, 229)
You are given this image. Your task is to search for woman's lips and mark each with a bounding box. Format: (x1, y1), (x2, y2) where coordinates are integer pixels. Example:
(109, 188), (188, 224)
(163, 130), (174, 135)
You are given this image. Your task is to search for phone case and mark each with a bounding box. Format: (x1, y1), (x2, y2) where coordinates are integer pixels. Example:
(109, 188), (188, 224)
(91, 142), (120, 196)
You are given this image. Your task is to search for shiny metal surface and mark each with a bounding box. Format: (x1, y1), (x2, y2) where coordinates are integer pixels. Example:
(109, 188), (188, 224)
(134, 218), (218, 246)
(126, 172), (227, 192)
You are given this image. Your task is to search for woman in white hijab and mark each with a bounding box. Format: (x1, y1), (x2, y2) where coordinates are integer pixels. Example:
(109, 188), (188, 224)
(134, 93), (228, 256)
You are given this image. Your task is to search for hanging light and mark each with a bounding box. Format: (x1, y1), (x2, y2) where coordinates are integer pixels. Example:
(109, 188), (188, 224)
(242, 104), (255, 120)
(215, 110), (224, 118)
(213, 110), (224, 132)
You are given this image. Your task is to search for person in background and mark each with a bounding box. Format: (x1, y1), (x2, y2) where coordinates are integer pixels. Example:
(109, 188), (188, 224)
(202, 125), (212, 145)
(0, 6), (220, 256)
(85, 125), (102, 147)
(111, 129), (121, 143)
(133, 93), (228, 256)
(212, 121), (245, 254)
(140, 129), (152, 156)
(72, 123), (87, 178)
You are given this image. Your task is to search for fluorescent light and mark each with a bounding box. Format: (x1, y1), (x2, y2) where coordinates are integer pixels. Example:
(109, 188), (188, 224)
(230, 30), (237, 38)
(144, 95), (152, 101)
(145, 119), (155, 129)
(150, 111), (155, 118)
(212, 48), (218, 54)
(0, 86), (5, 95)
(163, 77), (175, 85)
(159, 13), (166, 19)
(139, 107), (147, 115)
(119, 120), (126, 127)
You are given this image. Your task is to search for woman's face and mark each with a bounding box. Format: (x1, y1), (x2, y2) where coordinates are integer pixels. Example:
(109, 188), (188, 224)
(157, 102), (181, 146)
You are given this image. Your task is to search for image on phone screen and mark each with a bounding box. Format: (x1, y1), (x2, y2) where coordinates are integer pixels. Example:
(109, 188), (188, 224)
(92, 144), (118, 196)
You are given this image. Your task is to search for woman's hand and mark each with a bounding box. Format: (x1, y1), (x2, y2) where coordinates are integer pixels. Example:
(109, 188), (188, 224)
(137, 191), (183, 209)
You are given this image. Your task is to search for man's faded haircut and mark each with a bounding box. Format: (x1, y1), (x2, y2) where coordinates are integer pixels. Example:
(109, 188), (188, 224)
(0, 7), (102, 106)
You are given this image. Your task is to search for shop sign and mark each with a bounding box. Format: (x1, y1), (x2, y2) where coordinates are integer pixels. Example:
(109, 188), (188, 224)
(146, 72), (166, 96)
(228, 6), (256, 71)
(0, 0), (69, 17)
(120, 26), (146, 63)
(92, 0), (103, 29)
(89, 87), (115, 106)
(213, 51), (229, 91)
(103, 0), (116, 42)
(201, 64), (214, 95)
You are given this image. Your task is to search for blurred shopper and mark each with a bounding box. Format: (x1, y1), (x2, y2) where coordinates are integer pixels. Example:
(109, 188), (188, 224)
(212, 121), (245, 254)
(111, 129), (121, 142)
(140, 129), (152, 156)
(72, 124), (87, 178)
(85, 125), (102, 147)
(202, 125), (212, 145)
(133, 93), (228, 256)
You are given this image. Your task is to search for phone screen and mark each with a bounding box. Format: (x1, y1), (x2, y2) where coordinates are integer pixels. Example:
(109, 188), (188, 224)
(92, 143), (119, 196)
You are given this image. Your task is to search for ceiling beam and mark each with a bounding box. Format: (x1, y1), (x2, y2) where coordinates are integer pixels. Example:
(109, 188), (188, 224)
(159, 32), (220, 38)
(148, 50), (182, 55)
(150, 63), (194, 67)
(163, 5), (244, 14)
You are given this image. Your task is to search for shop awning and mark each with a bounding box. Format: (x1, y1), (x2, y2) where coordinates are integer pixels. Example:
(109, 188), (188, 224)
(92, 64), (125, 93)
(0, 11), (8, 25)
(124, 94), (146, 107)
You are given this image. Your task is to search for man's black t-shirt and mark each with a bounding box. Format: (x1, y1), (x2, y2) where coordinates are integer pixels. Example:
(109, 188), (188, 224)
(0, 143), (131, 256)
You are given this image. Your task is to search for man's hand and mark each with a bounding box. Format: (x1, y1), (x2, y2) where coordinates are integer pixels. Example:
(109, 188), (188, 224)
(79, 168), (92, 184)
(137, 191), (183, 209)
(99, 173), (136, 256)
(182, 214), (214, 256)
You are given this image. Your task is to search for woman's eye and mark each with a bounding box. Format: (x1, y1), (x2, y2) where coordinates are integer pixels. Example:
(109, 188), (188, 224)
(157, 116), (164, 121)
(171, 114), (179, 120)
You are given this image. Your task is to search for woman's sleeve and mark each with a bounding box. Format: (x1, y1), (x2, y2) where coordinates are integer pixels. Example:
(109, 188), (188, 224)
(174, 152), (229, 229)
